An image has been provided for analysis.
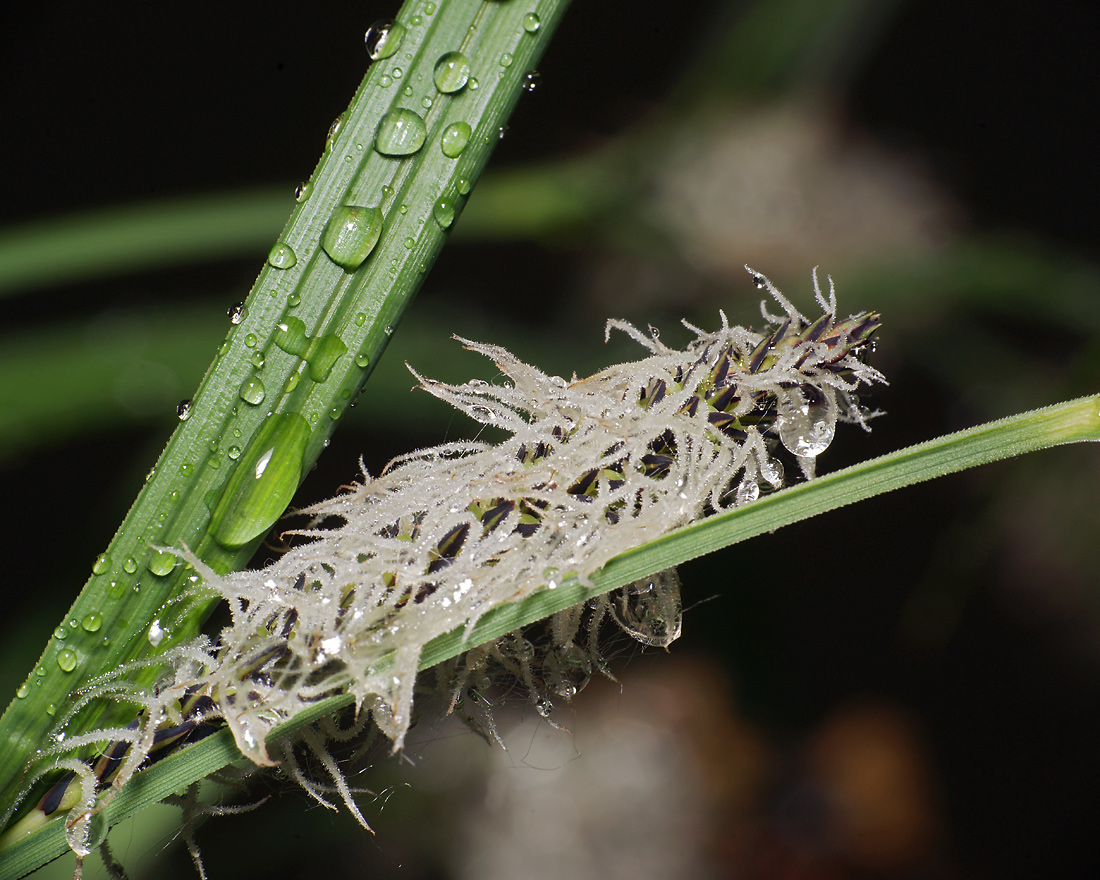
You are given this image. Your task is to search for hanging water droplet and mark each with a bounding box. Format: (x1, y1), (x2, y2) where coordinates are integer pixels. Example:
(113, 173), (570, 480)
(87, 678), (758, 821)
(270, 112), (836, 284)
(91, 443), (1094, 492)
(610, 569), (683, 647)
(521, 70), (541, 92)
(498, 125), (509, 140)
(365, 19), (406, 60)
(374, 109), (427, 156)
(81, 612), (103, 633)
(227, 303), (246, 324)
(775, 385), (837, 459)
(91, 553), (110, 576)
(735, 478), (760, 506)
(267, 242), (297, 269)
(208, 413), (312, 548)
(66, 809), (107, 859)
(321, 205), (383, 270)
(176, 399), (192, 421)
(147, 550), (176, 577)
(522, 12), (541, 32)
(432, 196), (456, 229)
(544, 643), (592, 698)
(759, 456), (784, 488)
(294, 181), (312, 202)
(440, 121), (472, 158)
(56, 649), (78, 673)
(239, 378), (266, 406)
(433, 51), (471, 93)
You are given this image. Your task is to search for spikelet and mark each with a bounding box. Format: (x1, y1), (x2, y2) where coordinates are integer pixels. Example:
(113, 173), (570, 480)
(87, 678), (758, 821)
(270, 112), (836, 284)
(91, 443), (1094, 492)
(185, 267), (884, 763)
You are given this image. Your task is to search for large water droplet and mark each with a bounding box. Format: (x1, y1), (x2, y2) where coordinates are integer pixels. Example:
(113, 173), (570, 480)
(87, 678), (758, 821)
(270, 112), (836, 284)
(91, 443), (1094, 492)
(374, 109), (426, 156)
(294, 181), (312, 202)
(321, 205), (383, 270)
(735, 478), (759, 506)
(147, 620), (166, 647)
(522, 12), (541, 32)
(544, 643), (592, 699)
(91, 553), (110, 576)
(208, 413), (312, 548)
(81, 612), (103, 633)
(147, 550), (177, 576)
(365, 20), (406, 60)
(433, 51), (471, 93)
(775, 385), (837, 459)
(440, 121), (472, 158)
(267, 242), (297, 269)
(610, 569), (682, 647)
(123, 557), (138, 574)
(432, 197), (455, 229)
(57, 649), (78, 673)
(239, 378), (267, 406)
(273, 317), (348, 381)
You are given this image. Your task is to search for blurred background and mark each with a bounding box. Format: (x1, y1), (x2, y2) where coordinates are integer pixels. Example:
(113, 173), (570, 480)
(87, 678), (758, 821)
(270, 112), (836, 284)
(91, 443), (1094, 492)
(2, 0), (1100, 877)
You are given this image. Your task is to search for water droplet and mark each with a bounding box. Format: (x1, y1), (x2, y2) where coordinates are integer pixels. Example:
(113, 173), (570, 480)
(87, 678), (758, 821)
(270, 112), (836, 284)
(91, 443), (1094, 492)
(424, 2), (436, 14)
(374, 109), (426, 156)
(92, 553), (110, 576)
(440, 121), (472, 158)
(735, 478), (760, 506)
(294, 181), (312, 202)
(392, 67), (404, 80)
(147, 619), (166, 647)
(365, 19), (406, 60)
(456, 177), (471, 195)
(776, 385), (837, 459)
(354, 312), (367, 327)
(176, 399), (192, 421)
(522, 12), (541, 32)
(53, 626), (67, 641)
(433, 51), (471, 93)
(287, 292), (301, 308)
(468, 77), (479, 91)
(66, 808), (107, 859)
(57, 649), (78, 673)
(403, 236), (415, 249)
(46, 704), (56, 716)
(15, 683), (29, 699)
(499, 52), (513, 68)
(268, 242), (297, 269)
(81, 612), (103, 633)
(521, 70), (541, 92)
(227, 445), (242, 460)
(227, 302), (246, 324)
(284, 372), (301, 394)
(410, 14), (423, 26)
(123, 557), (138, 574)
(274, 317), (348, 381)
(545, 643), (592, 698)
(321, 205), (383, 270)
(147, 550), (176, 576)
(498, 124), (509, 140)
(239, 378), (266, 406)
(251, 351), (265, 369)
(381, 184), (395, 201)
(355, 352), (371, 368)
(379, 74), (393, 88)
(611, 569), (683, 647)
(244, 333), (257, 348)
(384, 325), (394, 336)
(432, 196), (455, 229)
(421, 96), (433, 110)
(208, 413), (312, 548)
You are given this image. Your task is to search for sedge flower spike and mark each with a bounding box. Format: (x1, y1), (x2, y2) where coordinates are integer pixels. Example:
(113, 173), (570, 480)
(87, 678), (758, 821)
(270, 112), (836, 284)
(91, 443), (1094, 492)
(183, 266), (884, 762)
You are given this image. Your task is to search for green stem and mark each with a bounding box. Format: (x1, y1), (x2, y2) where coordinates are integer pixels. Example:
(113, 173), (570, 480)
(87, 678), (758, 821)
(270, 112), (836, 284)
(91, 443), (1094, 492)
(0, 0), (570, 827)
(2, 394), (1097, 878)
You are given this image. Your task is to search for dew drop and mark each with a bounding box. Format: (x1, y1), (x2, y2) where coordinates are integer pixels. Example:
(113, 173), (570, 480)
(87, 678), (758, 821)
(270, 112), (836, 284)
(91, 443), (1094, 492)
(468, 76), (479, 91)
(365, 19), (406, 60)
(354, 312), (367, 327)
(239, 378), (266, 406)
(326, 114), (344, 145)
(440, 121), (472, 158)
(15, 683), (29, 699)
(456, 177), (471, 195)
(522, 12), (541, 32)
(244, 333), (257, 348)
(421, 96), (433, 110)
(392, 67), (404, 80)
(499, 52), (513, 68)
(91, 553), (110, 576)
(374, 109), (426, 157)
(176, 399), (192, 421)
(251, 351), (265, 369)
(403, 236), (415, 249)
(147, 620), (165, 647)
(208, 413), (312, 548)
(433, 51), (471, 93)
(123, 557), (138, 574)
(53, 626), (67, 641)
(321, 205), (383, 270)
(268, 242), (297, 269)
(147, 550), (177, 576)
(384, 324), (394, 336)
(432, 196), (455, 229)
(521, 70), (541, 92)
(355, 352), (371, 368)
(287, 292), (301, 308)
(498, 124), (509, 140)
(46, 704), (56, 716)
(227, 302), (246, 324)
(227, 445), (242, 460)
(57, 649), (78, 673)
(735, 478), (760, 506)
(81, 612), (103, 633)
(294, 181), (312, 202)
(380, 74), (393, 88)
(284, 373), (300, 394)
(775, 385), (837, 459)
